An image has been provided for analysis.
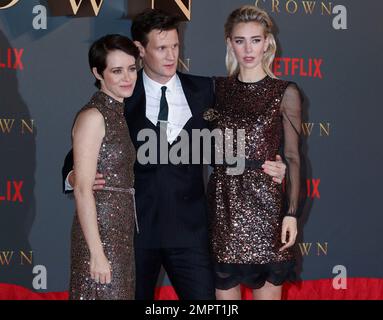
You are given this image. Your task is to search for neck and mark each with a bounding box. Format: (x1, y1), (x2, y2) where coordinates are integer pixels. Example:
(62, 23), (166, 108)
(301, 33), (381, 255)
(100, 89), (123, 103)
(238, 65), (267, 83)
(143, 66), (174, 85)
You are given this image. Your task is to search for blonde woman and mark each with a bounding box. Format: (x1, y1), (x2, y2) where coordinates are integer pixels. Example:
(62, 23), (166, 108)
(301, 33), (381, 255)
(207, 6), (302, 300)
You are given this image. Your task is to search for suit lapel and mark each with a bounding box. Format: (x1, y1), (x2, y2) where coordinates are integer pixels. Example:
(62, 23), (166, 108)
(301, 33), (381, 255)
(177, 71), (201, 118)
(125, 69), (145, 118)
(127, 70), (204, 146)
(176, 72), (203, 136)
(125, 69), (158, 131)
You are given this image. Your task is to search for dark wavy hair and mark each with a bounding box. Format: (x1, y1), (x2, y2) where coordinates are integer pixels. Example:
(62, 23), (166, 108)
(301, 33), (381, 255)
(131, 9), (180, 47)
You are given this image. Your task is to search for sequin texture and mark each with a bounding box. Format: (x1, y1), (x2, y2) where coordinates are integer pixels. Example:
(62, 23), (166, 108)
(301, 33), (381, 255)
(69, 91), (136, 300)
(208, 76), (298, 289)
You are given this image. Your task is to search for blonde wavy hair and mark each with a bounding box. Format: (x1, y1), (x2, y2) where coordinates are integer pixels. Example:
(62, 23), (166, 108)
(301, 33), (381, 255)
(225, 5), (277, 78)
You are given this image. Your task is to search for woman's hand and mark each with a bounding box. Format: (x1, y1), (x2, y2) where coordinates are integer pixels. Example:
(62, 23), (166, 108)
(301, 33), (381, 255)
(90, 252), (112, 284)
(279, 216), (297, 251)
(262, 155), (286, 184)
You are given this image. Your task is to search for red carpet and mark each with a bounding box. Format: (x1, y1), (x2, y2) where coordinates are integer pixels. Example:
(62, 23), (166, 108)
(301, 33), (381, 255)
(1, 278), (382, 300)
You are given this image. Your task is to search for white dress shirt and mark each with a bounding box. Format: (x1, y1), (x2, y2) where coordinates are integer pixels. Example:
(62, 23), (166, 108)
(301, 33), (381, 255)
(143, 70), (192, 144)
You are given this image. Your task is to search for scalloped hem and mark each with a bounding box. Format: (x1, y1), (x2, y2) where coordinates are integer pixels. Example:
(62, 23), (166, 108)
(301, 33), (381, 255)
(214, 260), (296, 290)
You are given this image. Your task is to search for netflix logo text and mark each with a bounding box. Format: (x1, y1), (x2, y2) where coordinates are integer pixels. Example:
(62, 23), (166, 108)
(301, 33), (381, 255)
(0, 181), (24, 203)
(283, 178), (321, 199)
(273, 57), (323, 79)
(0, 48), (24, 71)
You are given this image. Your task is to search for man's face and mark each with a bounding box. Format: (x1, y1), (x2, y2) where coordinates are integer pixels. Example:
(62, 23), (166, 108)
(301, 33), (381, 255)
(138, 28), (179, 84)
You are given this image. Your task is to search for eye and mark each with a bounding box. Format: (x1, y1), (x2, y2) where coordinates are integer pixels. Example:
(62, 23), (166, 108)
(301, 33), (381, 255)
(252, 39), (261, 44)
(129, 66), (137, 72)
(113, 69), (122, 74)
(158, 46), (165, 51)
(235, 39), (243, 44)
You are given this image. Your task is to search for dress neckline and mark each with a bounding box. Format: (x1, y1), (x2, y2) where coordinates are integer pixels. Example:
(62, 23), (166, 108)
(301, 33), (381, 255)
(235, 75), (269, 85)
(93, 91), (125, 115)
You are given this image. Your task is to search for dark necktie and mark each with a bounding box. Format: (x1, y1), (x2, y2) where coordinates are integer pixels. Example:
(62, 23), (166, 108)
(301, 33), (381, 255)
(157, 86), (168, 125)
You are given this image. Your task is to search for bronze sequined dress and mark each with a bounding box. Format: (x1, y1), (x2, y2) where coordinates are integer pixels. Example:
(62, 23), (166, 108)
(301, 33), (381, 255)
(207, 76), (302, 289)
(69, 91), (136, 300)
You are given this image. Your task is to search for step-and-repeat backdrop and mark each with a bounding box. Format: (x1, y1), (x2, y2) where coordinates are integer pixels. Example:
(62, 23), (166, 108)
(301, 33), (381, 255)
(1, 0), (382, 294)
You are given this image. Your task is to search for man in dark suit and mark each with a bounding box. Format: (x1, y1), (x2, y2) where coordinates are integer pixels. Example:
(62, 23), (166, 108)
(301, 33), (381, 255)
(63, 9), (286, 300)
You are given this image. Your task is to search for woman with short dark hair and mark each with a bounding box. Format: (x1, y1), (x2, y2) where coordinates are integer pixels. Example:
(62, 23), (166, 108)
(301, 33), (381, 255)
(69, 34), (139, 300)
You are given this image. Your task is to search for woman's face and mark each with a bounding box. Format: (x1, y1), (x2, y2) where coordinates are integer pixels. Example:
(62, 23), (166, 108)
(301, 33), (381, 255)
(93, 49), (137, 102)
(228, 22), (269, 73)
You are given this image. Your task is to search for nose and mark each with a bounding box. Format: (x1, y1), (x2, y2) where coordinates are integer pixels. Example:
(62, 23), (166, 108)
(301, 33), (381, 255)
(245, 41), (253, 53)
(166, 48), (176, 61)
(122, 71), (132, 83)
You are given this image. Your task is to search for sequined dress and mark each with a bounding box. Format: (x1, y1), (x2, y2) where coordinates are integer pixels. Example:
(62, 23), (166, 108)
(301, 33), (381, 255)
(207, 76), (302, 289)
(69, 91), (136, 300)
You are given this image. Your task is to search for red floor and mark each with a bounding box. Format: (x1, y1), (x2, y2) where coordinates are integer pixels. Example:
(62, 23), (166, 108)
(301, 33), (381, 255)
(1, 278), (382, 300)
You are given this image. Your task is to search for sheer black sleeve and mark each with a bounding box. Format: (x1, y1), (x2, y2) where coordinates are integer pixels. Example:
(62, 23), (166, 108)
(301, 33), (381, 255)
(280, 83), (302, 217)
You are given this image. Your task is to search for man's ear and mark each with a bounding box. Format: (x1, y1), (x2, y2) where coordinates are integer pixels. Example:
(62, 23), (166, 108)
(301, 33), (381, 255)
(134, 41), (145, 58)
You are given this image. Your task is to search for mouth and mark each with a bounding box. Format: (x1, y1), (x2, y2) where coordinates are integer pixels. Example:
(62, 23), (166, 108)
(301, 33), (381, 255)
(120, 84), (133, 90)
(243, 57), (255, 62)
(164, 63), (175, 69)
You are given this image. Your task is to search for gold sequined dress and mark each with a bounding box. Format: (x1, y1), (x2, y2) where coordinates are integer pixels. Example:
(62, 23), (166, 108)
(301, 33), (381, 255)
(69, 91), (136, 299)
(207, 76), (302, 289)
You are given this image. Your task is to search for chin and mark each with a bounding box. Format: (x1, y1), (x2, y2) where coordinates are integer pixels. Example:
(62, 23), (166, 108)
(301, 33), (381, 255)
(122, 92), (133, 98)
(163, 67), (177, 76)
(241, 63), (258, 70)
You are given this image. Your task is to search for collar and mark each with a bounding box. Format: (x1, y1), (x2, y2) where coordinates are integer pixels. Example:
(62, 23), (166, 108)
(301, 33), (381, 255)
(142, 69), (178, 95)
